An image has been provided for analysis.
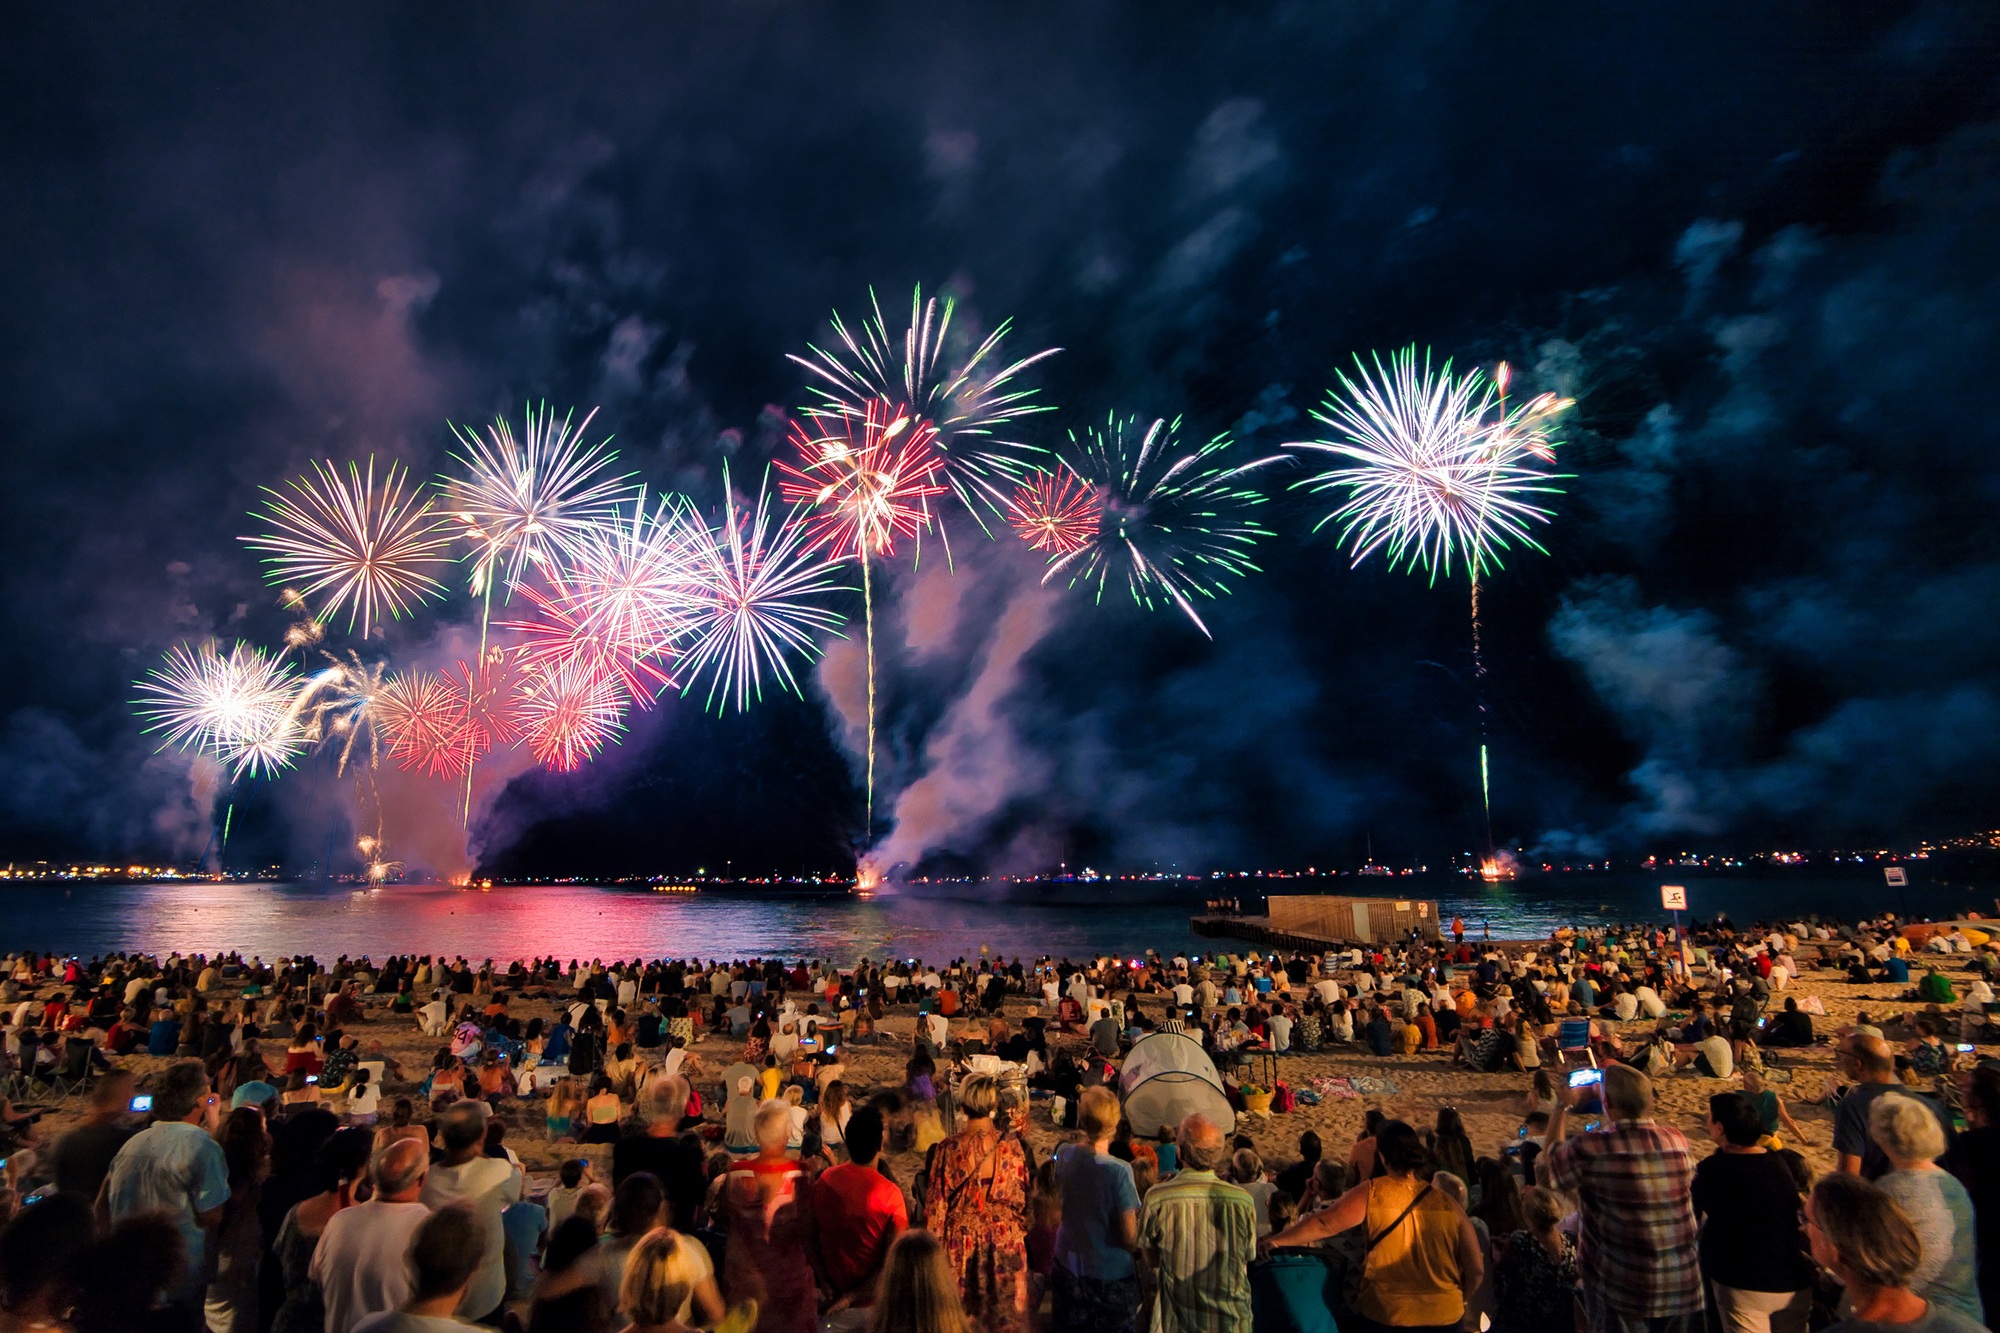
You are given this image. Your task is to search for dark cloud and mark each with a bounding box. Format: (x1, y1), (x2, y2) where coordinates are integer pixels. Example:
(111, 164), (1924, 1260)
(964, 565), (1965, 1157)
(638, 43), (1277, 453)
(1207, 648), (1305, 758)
(3, 3), (2000, 874)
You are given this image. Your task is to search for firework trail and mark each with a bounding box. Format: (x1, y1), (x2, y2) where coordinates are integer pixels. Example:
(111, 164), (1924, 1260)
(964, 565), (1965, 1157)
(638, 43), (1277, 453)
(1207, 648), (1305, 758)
(1283, 346), (1570, 855)
(1007, 466), (1102, 556)
(789, 285), (1058, 539)
(1042, 413), (1274, 638)
(135, 640), (303, 779)
(512, 654), (628, 772)
(676, 463), (849, 714)
(778, 400), (947, 829)
(241, 458), (454, 638)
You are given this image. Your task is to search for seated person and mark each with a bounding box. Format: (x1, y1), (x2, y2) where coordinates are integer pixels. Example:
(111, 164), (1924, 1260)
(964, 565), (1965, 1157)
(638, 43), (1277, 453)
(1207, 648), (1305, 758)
(1760, 997), (1815, 1047)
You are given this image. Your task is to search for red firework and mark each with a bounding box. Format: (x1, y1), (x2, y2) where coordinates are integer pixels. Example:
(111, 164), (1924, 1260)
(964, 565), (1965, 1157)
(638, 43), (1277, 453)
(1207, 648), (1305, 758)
(451, 650), (521, 750)
(1007, 467), (1102, 555)
(776, 398), (947, 560)
(512, 655), (627, 772)
(376, 670), (480, 779)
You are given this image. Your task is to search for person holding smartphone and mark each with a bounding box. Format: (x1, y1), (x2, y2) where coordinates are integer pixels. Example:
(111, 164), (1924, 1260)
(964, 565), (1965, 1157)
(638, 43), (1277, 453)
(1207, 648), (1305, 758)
(102, 1060), (230, 1329)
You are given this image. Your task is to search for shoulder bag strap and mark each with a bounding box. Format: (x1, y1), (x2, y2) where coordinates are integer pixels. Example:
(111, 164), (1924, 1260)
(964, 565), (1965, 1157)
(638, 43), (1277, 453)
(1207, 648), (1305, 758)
(1364, 1183), (1434, 1253)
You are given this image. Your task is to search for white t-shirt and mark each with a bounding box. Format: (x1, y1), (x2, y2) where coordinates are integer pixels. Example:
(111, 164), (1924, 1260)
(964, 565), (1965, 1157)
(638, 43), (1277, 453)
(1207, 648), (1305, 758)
(348, 1082), (381, 1116)
(1694, 1034), (1734, 1079)
(1635, 987), (1667, 1019)
(311, 1200), (433, 1333)
(1172, 983), (1195, 1007)
(420, 1156), (524, 1319)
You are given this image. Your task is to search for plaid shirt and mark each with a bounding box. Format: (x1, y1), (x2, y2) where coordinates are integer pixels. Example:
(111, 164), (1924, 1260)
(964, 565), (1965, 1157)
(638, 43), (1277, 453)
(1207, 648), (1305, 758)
(1140, 1169), (1255, 1333)
(1542, 1118), (1702, 1318)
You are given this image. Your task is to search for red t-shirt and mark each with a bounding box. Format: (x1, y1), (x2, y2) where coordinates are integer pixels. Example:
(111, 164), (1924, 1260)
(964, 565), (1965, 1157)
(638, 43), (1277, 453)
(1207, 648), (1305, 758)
(811, 1163), (907, 1297)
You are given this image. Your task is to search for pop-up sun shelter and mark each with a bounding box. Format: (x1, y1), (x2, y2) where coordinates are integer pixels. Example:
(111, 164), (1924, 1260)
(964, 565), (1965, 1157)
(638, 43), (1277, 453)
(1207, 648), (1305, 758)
(1119, 1032), (1235, 1137)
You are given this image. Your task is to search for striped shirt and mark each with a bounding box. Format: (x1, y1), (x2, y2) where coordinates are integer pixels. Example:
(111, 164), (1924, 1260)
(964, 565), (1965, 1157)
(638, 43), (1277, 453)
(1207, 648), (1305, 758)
(1139, 1168), (1255, 1333)
(1542, 1119), (1702, 1318)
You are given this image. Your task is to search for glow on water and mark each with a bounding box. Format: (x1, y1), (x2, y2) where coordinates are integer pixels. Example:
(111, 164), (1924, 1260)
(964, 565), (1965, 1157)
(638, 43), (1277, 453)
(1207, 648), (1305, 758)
(0, 875), (1980, 963)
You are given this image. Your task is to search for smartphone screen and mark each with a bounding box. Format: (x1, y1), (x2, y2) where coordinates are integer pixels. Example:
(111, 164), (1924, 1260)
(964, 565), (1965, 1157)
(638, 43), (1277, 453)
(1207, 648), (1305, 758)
(1568, 1068), (1604, 1088)
(1958, 1043), (1977, 1054)
(305, 1074), (319, 1085)
(128, 1094), (153, 1113)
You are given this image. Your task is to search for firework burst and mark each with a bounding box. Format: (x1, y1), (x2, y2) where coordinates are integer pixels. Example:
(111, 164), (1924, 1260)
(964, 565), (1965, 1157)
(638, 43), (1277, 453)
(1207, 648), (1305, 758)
(1007, 466), (1102, 556)
(788, 285), (1058, 525)
(1282, 347), (1570, 580)
(512, 655), (628, 772)
(134, 640), (303, 779)
(375, 670), (480, 779)
(777, 400), (948, 561)
(1043, 413), (1273, 638)
(241, 458), (453, 637)
(442, 403), (635, 597)
(677, 463), (848, 713)
(297, 650), (390, 776)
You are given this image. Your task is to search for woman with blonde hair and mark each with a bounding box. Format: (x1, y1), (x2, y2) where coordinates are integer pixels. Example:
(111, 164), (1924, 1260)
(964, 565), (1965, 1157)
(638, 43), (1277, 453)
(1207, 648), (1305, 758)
(1870, 1091), (1984, 1323)
(924, 1073), (1031, 1333)
(870, 1231), (971, 1333)
(617, 1227), (711, 1333)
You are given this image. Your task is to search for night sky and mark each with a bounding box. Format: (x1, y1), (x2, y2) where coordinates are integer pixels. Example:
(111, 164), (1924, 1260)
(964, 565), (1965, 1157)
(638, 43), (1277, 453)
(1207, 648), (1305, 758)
(4, 3), (2000, 879)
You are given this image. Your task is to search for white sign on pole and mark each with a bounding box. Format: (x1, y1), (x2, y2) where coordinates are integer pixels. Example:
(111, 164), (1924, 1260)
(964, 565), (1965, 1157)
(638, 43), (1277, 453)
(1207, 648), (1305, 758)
(1884, 867), (1908, 888)
(1661, 884), (1688, 911)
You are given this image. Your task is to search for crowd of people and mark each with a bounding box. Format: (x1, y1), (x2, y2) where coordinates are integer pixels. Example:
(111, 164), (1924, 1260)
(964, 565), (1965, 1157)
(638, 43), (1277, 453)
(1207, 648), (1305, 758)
(0, 908), (1985, 1332)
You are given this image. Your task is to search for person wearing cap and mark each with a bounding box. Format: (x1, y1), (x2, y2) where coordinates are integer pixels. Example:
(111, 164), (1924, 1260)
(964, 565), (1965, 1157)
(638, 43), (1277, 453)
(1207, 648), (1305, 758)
(231, 1080), (278, 1113)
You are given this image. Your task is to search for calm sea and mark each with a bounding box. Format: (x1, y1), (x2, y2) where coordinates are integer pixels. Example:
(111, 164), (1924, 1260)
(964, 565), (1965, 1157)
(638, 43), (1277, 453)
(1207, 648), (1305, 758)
(0, 871), (1988, 964)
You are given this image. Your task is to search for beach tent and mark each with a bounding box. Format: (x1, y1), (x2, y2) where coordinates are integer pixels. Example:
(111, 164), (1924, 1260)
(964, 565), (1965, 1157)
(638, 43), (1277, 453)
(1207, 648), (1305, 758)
(1119, 1033), (1234, 1136)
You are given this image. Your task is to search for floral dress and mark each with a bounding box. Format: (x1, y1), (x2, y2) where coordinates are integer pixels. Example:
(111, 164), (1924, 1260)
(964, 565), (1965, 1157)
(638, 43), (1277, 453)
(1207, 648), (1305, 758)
(925, 1127), (1031, 1333)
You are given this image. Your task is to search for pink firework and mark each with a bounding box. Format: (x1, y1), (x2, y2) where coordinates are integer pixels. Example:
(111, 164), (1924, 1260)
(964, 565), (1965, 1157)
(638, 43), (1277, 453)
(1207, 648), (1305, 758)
(776, 399), (947, 560)
(512, 655), (627, 772)
(450, 651), (520, 750)
(375, 670), (480, 779)
(1007, 466), (1102, 555)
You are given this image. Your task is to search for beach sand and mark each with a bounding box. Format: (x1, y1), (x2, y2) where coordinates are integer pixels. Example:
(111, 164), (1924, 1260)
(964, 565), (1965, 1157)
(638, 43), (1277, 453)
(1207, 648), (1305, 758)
(36, 954), (1973, 1192)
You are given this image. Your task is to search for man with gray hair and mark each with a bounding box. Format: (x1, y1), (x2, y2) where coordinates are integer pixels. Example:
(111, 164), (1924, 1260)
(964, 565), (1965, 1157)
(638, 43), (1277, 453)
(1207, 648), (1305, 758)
(311, 1136), (433, 1333)
(613, 1071), (707, 1231)
(1139, 1113), (1254, 1333)
(1540, 1063), (1702, 1332)
(420, 1101), (523, 1322)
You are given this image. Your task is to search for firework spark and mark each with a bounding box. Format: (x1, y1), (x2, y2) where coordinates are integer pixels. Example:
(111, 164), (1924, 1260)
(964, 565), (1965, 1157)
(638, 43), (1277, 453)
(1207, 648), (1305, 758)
(241, 459), (454, 637)
(677, 463), (848, 712)
(512, 655), (628, 772)
(1282, 347), (1570, 580)
(1043, 414), (1273, 637)
(442, 402), (635, 597)
(1007, 466), (1102, 556)
(298, 650), (389, 776)
(788, 285), (1058, 524)
(134, 641), (303, 778)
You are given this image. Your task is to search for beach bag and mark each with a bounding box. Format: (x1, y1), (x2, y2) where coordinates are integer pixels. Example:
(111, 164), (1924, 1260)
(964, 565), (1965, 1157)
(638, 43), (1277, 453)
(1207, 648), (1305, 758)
(1272, 1081), (1296, 1114)
(913, 1104), (945, 1152)
(1249, 1252), (1339, 1333)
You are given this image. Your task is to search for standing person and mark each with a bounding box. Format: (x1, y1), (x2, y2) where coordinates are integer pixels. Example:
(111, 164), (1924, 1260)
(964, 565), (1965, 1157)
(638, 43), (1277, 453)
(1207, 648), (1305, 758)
(205, 1106), (272, 1333)
(351, 1204), (490, 1333)
(102, 1059), (230, 1333)
(723, 1102), (816, 1333)
(1690, 1093), (1814, 1333)
(811, 1106), (908, 1330)
(48, 1068), (137, 1199)
(613, 1075), (707, 1232)
(1263, 1119), (1482, 1333)
(869, 1230), (972, 1333)
(420, 1103), (524, 1324)
(1869, 1092), (1985, 1324)
(310, 1136), (434, 1333)
(1834, 1034), (1950, 1180)
(924, 1073), (1032, 1333)
(1804, 1174), (1986, 1333)
(1490, 1186), (1577, 1333)
(1538, 1063), (1703, 1333)
(1139, 1114), (1255, 1333)
(1049, 1087), (1140, 1333)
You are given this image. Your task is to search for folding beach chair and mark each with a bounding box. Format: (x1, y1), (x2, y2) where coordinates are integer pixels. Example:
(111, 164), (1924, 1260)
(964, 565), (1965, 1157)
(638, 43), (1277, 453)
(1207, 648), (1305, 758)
(1555, 1018), (1597, 1068)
